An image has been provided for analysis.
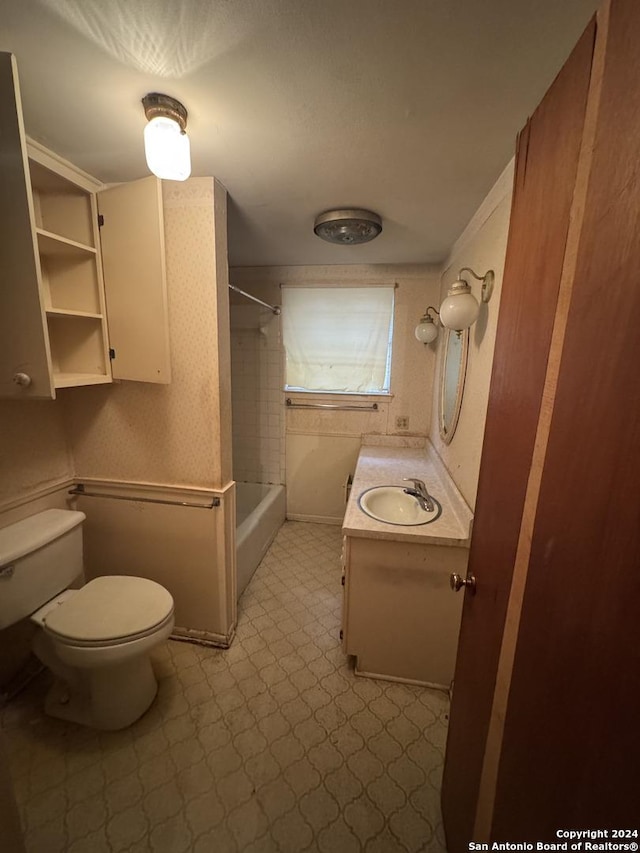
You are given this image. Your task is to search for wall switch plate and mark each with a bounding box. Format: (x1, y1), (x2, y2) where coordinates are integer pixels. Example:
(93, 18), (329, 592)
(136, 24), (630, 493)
(396, 416), (409, 430)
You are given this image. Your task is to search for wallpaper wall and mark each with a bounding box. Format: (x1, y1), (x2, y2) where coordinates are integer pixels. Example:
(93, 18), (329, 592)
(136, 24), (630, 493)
(62, 178), (232, 489)
(0, 400), (72, 506)
(429, 161), (514, 508)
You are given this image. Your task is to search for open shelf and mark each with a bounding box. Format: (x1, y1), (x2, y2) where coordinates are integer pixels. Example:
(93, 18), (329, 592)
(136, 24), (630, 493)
(40, 252), (102, 315)
(47, 314), (109, 385)
(29, 158), (95, 247)
(29, 160), (88, 196)
(37, 228), (96, 258)
(54, 373), (112, 389)
(46, 308), (103, 320)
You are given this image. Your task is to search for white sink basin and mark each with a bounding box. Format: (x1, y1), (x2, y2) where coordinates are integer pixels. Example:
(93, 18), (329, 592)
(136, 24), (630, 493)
(358, 486), (442, 526)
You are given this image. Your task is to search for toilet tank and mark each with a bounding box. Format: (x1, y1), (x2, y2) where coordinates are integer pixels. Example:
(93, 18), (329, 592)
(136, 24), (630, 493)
(0, 509), (85, 630)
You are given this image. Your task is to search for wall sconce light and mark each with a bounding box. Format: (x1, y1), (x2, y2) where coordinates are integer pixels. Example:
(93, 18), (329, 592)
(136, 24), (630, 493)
(439, 267), (494, 331)
(142, 93), (191, 181)
(415, 306), (440, 344)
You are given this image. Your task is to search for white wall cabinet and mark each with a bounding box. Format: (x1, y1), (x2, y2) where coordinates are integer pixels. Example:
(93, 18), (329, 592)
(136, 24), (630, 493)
(0, 52), (170, 400)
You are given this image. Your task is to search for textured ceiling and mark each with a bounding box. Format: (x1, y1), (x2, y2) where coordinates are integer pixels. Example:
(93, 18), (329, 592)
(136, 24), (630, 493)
(1, 0), (598, 267)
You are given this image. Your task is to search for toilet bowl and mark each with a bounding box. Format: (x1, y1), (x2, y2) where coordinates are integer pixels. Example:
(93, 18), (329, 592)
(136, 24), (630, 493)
(0, 510), (175, 730)
(31, 575), (174, 729)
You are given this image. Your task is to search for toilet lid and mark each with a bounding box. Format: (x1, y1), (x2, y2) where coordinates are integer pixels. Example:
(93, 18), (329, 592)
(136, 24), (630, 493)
(44, 576), (174, 643)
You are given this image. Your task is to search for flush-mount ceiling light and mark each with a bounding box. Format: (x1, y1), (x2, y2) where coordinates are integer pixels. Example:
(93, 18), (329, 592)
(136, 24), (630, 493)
(439, 267), (495, 332)
(142, 92), (191, 181)
(313, 209), (382, 245)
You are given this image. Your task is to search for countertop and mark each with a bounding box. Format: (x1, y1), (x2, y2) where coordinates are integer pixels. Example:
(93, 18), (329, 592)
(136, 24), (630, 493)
(342, 443), (473, 546)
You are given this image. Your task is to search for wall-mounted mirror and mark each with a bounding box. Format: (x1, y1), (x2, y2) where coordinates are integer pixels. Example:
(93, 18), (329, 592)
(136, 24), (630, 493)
(439, 328), (469, 444)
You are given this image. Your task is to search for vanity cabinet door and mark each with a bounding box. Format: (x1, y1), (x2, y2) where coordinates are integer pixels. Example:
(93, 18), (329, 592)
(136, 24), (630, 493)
(97, 178), (171, 384)
(0, 53), (54, 399)
(345, 537), (465, 686)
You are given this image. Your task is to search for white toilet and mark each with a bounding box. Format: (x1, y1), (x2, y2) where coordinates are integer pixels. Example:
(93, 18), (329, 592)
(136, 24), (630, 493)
(0, 509), (174, 730)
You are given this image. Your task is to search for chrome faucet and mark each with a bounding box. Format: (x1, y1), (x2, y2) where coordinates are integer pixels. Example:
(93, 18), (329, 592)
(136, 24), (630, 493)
(402, 478), (436, 513)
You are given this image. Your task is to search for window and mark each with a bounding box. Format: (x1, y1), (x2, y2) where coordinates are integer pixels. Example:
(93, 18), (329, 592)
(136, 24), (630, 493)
(282, 286), (394, 394)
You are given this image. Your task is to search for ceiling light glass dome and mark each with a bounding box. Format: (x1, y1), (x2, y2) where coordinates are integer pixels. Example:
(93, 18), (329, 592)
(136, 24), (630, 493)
(314, 209), (382, 245)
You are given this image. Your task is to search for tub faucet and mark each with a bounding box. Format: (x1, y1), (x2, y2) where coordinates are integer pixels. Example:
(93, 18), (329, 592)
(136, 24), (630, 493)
(402, 478), (436, 513)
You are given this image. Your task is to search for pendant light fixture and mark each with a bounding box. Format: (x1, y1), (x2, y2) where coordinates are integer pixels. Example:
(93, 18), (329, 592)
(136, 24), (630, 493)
(313, 209), (382, 245)
(142, 93), (191, 181)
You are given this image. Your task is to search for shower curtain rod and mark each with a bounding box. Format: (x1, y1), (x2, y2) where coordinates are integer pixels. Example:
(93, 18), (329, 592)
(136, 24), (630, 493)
(229, 284), (281, 315)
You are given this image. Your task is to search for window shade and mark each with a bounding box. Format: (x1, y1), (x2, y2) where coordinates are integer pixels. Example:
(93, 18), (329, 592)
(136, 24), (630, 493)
(282, 286), (394, 393)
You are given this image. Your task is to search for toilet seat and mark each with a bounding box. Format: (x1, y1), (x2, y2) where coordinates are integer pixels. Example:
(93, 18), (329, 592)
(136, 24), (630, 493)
(49, 610), (175, 649)
(40, 576), (174, 648)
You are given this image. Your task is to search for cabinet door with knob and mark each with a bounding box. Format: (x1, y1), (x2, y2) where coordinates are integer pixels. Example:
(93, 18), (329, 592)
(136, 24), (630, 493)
(0, 52), (170, 399)
(0, 53), (55, 399)
(341, 535), (468, 687)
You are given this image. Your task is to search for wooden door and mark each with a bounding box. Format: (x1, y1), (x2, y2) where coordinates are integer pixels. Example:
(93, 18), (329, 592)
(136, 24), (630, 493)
(491, 0), (640, 834)
(441, 20), (596, 852)
(97, 177), (171, 384)
(0, 53), (54, 399)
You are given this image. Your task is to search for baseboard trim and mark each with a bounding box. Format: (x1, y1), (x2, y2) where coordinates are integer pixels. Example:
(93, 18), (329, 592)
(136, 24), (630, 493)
(286, 513), (343, 526)
(354, 663), (449, 693)
(171, 624), (236, 650)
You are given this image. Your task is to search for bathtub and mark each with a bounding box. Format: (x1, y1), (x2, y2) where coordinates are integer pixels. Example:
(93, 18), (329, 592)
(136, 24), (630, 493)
(236, 483), (286, 599)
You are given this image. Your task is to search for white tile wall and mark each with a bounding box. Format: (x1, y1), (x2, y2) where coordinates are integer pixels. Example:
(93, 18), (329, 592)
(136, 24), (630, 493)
(231, 307), (285, 485)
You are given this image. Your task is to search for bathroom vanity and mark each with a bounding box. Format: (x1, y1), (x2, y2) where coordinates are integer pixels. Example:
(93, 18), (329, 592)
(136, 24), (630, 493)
(341, 443), (472, 689)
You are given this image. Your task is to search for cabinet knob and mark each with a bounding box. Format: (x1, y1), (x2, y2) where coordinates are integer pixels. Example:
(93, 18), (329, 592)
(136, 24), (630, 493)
(12, 372), (32, 387)
(450, 572), (476, 594)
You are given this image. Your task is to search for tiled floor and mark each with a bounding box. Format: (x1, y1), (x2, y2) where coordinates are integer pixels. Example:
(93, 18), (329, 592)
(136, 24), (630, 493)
(2, 521), (449, 852)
